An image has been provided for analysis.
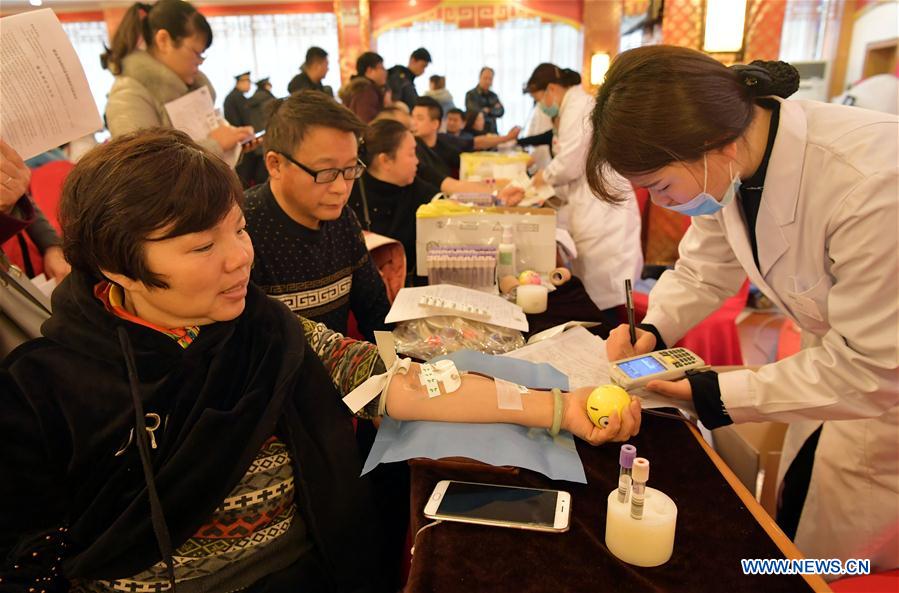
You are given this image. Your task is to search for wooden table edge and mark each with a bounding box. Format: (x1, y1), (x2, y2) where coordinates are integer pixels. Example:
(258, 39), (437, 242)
(686, 421), (832, 592)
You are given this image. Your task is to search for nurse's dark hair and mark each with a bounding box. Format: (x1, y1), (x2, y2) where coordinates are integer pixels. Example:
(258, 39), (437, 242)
(586, 45), (799, 203)
(362, 119), (411, 167)
(463, 109), (483, 131)
(523, 63), (582, 93)
(101, 0), (212, 74)
(60, 128), (243, 289)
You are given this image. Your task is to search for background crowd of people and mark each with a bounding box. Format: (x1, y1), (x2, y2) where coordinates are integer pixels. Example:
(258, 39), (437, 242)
(1, 0), (896, 591)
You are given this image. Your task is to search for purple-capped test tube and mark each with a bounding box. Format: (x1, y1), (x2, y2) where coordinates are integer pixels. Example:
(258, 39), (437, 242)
(618, 444), (637, 503)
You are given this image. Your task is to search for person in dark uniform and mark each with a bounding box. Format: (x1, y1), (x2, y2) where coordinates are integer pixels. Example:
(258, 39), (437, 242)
(247, 77), (277, 184)
(223, 71), (252, 127)
(287, 47), (332, 96)
(248, 77), (277, 133)
(224, 71), (256, 187)
(465, 66), (504, 134)
(387, 47), (431, 110)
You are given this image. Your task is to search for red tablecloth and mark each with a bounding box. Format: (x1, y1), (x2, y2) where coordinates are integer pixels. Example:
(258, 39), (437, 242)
(405, 413), (818, 593)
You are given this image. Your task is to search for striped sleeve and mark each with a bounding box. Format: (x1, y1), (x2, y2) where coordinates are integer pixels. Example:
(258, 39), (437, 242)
(299, 317), (386, 419)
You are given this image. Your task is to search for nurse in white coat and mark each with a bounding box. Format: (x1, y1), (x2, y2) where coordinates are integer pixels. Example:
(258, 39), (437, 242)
(521, 64), (643, 322)
(588, 45), (898, 578)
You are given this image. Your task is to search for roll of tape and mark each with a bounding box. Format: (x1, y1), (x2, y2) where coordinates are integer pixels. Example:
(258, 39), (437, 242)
(550, 267), (571, 286)
(499, 275), (519, 294)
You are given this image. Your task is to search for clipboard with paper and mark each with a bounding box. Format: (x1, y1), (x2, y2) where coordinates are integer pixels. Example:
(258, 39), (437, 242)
(164, 87), (241, 167)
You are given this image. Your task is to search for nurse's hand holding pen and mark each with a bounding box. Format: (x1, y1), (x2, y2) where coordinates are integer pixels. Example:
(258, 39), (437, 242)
(606, 324), (656, 360)
(605, 324), (694, 402)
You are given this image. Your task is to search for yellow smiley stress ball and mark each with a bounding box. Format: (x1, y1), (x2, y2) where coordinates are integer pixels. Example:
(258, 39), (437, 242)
(587, 385), (631, 428)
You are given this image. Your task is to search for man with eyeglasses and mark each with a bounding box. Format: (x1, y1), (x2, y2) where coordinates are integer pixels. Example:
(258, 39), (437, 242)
(244, 94), (405, 589)
(243, 91), (390, 342)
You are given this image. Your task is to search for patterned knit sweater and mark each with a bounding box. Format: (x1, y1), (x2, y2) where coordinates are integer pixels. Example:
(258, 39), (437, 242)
(244, 181), (391, 342)
(75, 285), (384, 592)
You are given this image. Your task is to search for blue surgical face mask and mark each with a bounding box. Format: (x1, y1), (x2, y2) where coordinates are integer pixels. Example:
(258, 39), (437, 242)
(539, 96), (559, 118)
(663, 154), (740, 216)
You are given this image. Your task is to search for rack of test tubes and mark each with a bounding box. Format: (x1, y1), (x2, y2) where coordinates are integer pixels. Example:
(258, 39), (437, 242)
(426, 245), (498, 292)
(447, 192), (497, 207)
(605, 445), (678, 567)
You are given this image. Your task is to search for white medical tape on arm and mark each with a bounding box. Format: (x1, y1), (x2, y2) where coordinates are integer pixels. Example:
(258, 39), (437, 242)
(418, 359), (463, 398)
(342, 356), (412, 414)
(342, 331), (410, 414)
(495, 378), (527, 410)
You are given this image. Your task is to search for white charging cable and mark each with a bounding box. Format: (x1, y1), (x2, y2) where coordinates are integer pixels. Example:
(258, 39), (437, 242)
(410, 520), (444, 556)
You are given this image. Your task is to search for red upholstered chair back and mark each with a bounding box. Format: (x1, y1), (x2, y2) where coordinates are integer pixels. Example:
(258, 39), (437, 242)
(364, 234), (406, 304)
(1, 223), (43, 277)
(1, 160), (73, 277)
(631, 185), (691, 266)
(346, 232), (407, 341)
(634, 186), (650, 217)
(29, 160), (72, 234)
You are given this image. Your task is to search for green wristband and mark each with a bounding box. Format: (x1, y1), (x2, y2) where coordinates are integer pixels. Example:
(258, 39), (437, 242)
(548, 388), (563, 437)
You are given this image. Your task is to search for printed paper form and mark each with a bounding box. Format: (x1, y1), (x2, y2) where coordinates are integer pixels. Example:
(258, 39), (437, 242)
(164, 86), (241, 167)
(0, 9), (102, 160)
(507, 172), (557, 208)
(505, 325), (697, 413)
(164, 87), (219, 142)
(505, 326), (611, 389)
(386, 284), (529, 332)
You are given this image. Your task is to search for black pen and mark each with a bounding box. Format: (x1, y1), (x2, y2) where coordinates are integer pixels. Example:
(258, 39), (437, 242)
(625, 279), (636, 346)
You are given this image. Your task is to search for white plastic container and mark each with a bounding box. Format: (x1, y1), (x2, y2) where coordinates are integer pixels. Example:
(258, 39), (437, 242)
(605, 487), (678, 567)
(516, 284), (548, 314)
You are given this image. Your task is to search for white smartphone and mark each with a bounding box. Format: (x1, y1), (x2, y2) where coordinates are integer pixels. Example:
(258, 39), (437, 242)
(240, 129), (265, 145)
(423, 480), (571, 533)
(609, 347), (708, 390)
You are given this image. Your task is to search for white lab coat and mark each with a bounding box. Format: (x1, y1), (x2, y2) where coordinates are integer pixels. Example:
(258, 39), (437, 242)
(542, 85), (643, 310)
(643, 98), (899, 574)
(525, 103), (553, 171)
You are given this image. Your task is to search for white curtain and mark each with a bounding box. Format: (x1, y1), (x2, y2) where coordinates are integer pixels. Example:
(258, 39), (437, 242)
(619, 29), (644, 52)
(203, 13), (341, 106)
(61, 21), (114, 120)
(375, 18), (584, 135)
(779, 0), (841, 62)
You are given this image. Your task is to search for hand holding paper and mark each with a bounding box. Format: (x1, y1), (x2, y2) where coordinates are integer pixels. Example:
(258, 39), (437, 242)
(0, 139), (31, 212)
(209, 124), (254, 152)
(505, 172), (556, 207)
(0, 10), (102, 160)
